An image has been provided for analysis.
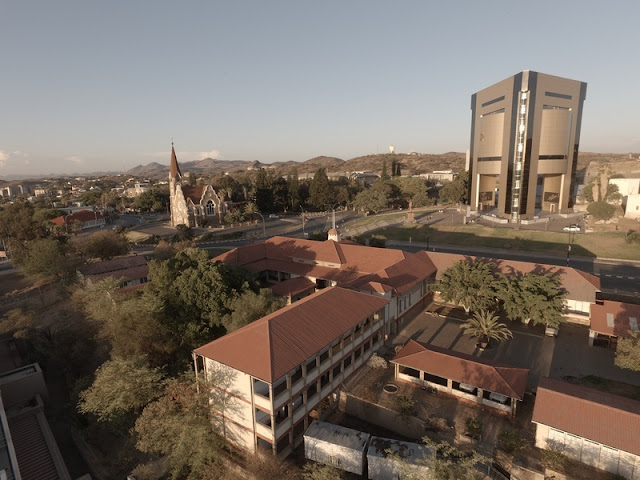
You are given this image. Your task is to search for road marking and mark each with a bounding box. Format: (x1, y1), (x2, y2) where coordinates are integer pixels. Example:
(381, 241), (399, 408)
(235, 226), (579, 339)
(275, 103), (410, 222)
(594, 273), (601, 276)
(605, 274), (612, 277)
(616, 276), (623, 278)
(629, 277), (636, 280)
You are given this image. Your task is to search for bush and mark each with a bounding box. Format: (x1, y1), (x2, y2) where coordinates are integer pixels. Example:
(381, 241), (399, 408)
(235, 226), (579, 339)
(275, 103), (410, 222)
(464, 416), (483, 440)
(497, 430), (527, 454)
(369, 235), (387, 248)
(367, 354), (387, 369)
(587, 201), (615, 221)
(395, 394), (415, 418)
(542, 447), (571, 471)
(625, 231), (640, 244)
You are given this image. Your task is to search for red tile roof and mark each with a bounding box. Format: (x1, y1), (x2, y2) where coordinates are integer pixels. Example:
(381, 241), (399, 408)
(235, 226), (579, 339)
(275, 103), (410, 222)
(194, 287), (389, 383)
(270, 277), (316, 297)
(182, 185), (206, 204)
(590, 301), (640, 337)
(78, 255), (147, 276)
(532, 377), (640, 456)
(51, 209), (105, 225)
(426, 251), (600, 303)
(88, 264), (149, 284)
(392, 340), (529, 400)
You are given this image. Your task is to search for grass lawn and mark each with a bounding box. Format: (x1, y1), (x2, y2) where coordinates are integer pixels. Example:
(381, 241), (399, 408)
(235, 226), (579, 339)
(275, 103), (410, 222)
(125, 231), (153, 243)
(364, 223), (640, 261)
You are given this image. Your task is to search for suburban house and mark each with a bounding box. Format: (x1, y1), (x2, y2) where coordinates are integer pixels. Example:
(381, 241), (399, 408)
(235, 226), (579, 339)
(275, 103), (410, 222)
(304, 420), (370, 475)
(532, 377), (640, 479)
(588, 300), (640, 347)
(213, 236), (438, 336)
(50, 209), (106, 230)
(392, 341), (529, 416)
(192, 287), (389, 458)
(77, 255), (149, 291)
(426, 251), (601, 320)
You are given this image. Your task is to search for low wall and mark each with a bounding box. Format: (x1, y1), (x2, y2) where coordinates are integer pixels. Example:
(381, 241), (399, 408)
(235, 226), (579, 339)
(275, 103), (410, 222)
(339, 392), (425, 441)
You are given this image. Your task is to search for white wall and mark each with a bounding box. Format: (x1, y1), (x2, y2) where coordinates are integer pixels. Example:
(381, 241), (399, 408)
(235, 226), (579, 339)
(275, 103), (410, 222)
(304, 438), (365, 475)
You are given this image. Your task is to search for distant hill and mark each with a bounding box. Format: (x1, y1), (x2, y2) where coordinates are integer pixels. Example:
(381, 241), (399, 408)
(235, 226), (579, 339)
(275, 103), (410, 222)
(11, 151), (630, 184)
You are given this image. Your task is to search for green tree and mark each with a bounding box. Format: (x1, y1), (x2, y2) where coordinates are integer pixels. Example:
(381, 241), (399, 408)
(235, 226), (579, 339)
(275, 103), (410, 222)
(587, 200), (616, 220)
(187, 172), (196, 186)
(81, 190), (103, 206)
(135, 187), (170, 212)
(499, 273), (565, 328)
(134, 374), (223, 480)
(74, 230), (129, 260)
(615, 331), (640, 371)
(0, 201), (47, 265)
(222, 289), (285, 333)
(22, 238), (75, 279)
(254, 169), (275, 213)
(432, 260), (498, 313)
(460, 309), (512, 347)
(287, 168), (301, 211)
(309, 168), (333, 210)
(439, 171), (469, 204)
(353, 189), (388, 214)
(381, 159), (389, 181)
(243, 201), (258, 222)
(0, 307), (38, 340)
(78, 356), (166, 423)
(392, 177), (431, 207)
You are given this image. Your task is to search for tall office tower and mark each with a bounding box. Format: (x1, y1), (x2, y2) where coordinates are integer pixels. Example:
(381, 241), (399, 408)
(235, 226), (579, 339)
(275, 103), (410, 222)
(468, 71), (587, 221)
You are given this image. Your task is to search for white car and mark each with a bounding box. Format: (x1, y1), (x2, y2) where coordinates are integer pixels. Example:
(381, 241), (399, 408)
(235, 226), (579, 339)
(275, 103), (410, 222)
(268, 214), (279, 219)
(563, 224), (581, 232)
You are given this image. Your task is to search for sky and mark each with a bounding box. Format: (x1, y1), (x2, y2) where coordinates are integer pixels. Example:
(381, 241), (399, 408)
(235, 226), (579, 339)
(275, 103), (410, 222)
(2, 1), (640, 177)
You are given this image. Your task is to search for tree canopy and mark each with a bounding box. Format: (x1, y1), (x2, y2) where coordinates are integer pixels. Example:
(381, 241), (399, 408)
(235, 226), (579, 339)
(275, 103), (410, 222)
(460, 309), (512, 347)
(498, 273), (565, 327)
(615, 331), (640, 371)
(22, 238), (75, 279)
(438, 171), (469, 204)
(432, 260), (498, 313)
(74, 230), (129, 261)
(309, 168), (333, 209)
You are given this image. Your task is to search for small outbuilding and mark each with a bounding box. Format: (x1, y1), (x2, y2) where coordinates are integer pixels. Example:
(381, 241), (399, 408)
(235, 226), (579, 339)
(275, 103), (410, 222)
(392, 340), (529, 416)
(589, 300), (640, 348)
(303, 420), (370, 475)
(367, 436), (433, 480)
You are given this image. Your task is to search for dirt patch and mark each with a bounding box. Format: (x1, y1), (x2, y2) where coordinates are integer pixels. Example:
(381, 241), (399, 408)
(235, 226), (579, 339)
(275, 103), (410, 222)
(563, 374), (640, 400)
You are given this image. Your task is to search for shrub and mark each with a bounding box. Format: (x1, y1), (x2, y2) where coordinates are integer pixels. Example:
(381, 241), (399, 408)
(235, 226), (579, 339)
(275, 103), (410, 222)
(497, 430), (527, 454)
(369, 235), (387, 248)
(367, 354), (387, 369)
(541, 447), (571, 471)
(587, 201), (615, 221)
(464, 416), (483, 440)
(396, 394), (415, 418)
(625, 230), (640, 244)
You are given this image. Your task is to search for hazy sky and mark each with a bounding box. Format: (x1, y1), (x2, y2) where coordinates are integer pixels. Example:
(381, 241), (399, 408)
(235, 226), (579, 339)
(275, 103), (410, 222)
(2, 1), (640, 177)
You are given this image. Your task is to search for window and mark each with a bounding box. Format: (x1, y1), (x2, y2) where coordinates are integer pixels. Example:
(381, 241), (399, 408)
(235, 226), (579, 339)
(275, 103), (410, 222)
(206, 200), (215, 215)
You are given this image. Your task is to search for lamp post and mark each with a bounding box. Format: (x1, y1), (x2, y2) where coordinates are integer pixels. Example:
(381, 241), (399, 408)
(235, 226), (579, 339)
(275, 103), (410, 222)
(255, 212), (265, 238)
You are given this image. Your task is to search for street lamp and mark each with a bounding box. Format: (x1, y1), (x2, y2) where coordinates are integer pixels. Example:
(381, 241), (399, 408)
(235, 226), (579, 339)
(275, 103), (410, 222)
(255, 212), (266, 238)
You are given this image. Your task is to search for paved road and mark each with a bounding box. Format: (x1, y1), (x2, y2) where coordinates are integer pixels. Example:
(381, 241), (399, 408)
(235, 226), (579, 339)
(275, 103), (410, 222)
(388, 240), (640, 296)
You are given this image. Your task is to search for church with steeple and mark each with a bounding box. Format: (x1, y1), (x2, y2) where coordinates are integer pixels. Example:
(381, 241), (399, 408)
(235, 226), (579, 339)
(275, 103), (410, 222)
(169, 143), (228, 227)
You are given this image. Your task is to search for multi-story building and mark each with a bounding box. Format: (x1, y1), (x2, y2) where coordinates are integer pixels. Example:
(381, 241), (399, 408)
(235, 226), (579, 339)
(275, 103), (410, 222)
(193, 287), (389, 458)
(468, 70), (587, 220)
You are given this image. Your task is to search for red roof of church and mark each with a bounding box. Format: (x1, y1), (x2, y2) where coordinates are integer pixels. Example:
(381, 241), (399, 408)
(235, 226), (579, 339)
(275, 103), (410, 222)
(170, 144), (181, 178)
(182, 185), (206, 204)
(194, 287), (389, 383)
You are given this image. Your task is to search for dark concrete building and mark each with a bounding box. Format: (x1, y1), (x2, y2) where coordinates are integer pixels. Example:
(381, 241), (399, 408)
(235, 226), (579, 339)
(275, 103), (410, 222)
(468, 71), (587, 220)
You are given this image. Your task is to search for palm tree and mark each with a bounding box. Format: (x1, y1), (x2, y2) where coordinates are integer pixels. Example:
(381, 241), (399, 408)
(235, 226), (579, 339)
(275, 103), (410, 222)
(460, 309), (512, 348)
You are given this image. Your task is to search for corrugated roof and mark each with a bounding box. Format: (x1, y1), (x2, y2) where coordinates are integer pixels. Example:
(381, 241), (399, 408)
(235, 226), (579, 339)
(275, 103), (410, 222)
(532, 377), (640, 456)
(194, 287), (389, 383)
(78, 255), (147, 276)
(392, 340), (529, 400)
(426, 251), (600, 303)
(88, 264), (149, 283)
(270, 277), (316, 297)
(51, 209), (105, 225)
(590, 301), (640, 337)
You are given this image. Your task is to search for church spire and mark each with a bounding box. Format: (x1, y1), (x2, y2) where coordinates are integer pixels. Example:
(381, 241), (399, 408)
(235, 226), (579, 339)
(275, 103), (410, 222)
(170, 142), (182, 179)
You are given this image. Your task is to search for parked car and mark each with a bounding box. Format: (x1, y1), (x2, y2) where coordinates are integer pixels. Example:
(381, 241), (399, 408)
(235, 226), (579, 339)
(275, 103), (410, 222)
(438, 209), (445, 213)
(268, 214), (279, 219)
(563, 224), (581, 232)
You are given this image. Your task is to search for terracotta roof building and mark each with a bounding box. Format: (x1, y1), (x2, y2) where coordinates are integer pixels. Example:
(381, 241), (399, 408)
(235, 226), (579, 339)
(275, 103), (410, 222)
(392, 340), (529, 415)
(589, 300), (640, 347)
(532, 377), (640, 478)
(50, 209), (106, 230)
(213, 237), (438, 336)
(426, 251), (601, 318)
(193, 287), (389, 458)
(77, 255), (149, 290)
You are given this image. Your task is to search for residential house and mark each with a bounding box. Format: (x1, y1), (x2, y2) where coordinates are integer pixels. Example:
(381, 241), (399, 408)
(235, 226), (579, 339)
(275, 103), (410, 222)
(392, 341), (529, 416)
(588, 300), (640, 347)
(192, 287), (389, 458)
(77, 255), (149, 291)
(532, 377), (640, 478)
(50, 209), (106, 230)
